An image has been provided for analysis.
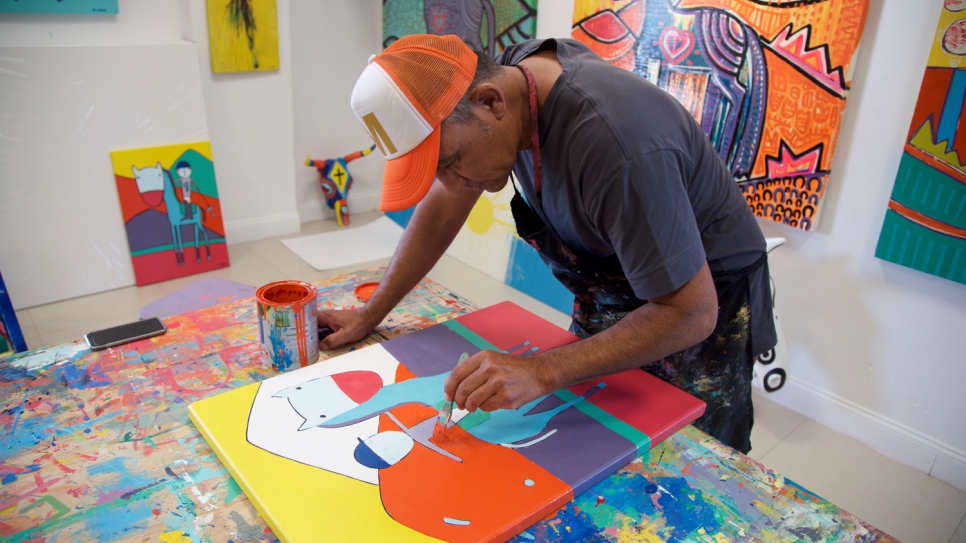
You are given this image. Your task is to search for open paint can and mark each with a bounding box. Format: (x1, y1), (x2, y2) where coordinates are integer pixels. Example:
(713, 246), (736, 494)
(256, 280), (319, 372)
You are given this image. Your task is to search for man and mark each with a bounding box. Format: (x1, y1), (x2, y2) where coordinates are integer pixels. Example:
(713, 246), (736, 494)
(175, 160), (197, 221)
(319, 34), (775, 453)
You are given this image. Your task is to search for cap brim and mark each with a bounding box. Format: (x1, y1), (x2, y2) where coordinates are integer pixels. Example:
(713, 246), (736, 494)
(378, 126), (440, 212)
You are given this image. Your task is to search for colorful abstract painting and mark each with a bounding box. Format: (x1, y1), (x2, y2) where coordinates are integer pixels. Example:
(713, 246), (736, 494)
(0, 270), (27, 357)
(110, 142), (230, 286)
(875, 2), (966, 285)
(206, 0), (279, 73)
(572, 0), (869, 231)
(383, 0), (538, 54)
(0, 0), (117, 14)
(189, 302), (705, 542)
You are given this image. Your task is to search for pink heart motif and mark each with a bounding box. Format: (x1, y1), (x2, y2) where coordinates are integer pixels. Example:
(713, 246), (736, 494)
(659, 26), (696, 65)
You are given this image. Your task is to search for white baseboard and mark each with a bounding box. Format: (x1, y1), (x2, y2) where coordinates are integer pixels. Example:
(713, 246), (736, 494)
(297, 191), (381, 225)
(770, 377), (966, 493)
(224, 211), (301, 245)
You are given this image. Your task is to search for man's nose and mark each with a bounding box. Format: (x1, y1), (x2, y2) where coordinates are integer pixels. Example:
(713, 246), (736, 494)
(435, 170), (467, 195)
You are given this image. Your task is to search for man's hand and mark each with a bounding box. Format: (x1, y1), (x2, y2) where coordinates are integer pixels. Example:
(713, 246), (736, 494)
(443, 350), (554, 412)
(317, 307), (377, 350)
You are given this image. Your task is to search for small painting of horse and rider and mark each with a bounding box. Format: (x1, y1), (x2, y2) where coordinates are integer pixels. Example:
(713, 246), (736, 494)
(111, 141), (230, 286)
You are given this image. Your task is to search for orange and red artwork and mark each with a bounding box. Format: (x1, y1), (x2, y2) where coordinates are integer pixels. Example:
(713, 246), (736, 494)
(572, 0), (870, 231)
(875, 1), (966, 285)
(189, 302), (706, 542)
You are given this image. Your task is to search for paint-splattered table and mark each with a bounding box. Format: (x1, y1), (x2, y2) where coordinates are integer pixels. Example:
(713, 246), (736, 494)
(0, 268), (896, 542)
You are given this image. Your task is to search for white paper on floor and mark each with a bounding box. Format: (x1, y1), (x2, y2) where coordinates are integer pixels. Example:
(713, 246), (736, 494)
(280, 216), (405, 271)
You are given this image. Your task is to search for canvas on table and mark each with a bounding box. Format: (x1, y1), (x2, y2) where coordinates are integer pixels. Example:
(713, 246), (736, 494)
(189, 301), (706, 542)
(572, 0), (870, 231)
(206, 0), (280, 73)
(110, 141), (230, 286)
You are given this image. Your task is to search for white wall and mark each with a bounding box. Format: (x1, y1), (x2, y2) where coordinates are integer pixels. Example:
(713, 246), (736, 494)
(181, 0), (300, 243)
(0, 0), (300, 308)
(756, 0), (966, 492)
(290, 0), (384, 224)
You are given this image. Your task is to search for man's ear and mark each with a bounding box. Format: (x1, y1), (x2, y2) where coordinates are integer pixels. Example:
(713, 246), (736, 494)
(471, 83), (507, 121)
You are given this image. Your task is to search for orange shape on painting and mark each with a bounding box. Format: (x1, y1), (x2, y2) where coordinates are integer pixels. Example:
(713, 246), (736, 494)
(376, 365), (573, 542)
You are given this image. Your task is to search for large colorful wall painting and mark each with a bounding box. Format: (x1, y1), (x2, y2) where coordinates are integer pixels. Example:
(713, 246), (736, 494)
(110, 142), (230, 286)
(206, 0), (280, 73)
(383, 0), (575, 315)
(572, 0), (869, 231)
(875, 2), (966, 286)
(190, 302), (705, 542)
(383, 0), (538, 53)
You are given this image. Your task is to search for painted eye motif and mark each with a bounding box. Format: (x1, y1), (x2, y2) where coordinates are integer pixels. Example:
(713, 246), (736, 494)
(320, 180), (336, 198)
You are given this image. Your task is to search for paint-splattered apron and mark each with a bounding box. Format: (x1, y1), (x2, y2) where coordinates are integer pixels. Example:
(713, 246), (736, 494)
(513, 64), (764, 453)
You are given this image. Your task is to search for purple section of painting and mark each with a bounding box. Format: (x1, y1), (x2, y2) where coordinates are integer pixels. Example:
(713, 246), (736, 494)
(517, 395), (638, 498)
(381, 323), (480, 377)
(0, 268), (476, 543)
(139, 278), (256, 319)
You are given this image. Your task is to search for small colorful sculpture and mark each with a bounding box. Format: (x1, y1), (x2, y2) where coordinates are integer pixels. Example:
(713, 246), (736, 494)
(305, 145), (376, 227)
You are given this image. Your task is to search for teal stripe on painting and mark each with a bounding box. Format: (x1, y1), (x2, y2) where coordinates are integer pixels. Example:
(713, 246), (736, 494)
(443, 319), (653, 452)
(890, 153), (966, 229)
(130, 239), (226, 256)
(554, 388), (651, 456)
(876, 210), (966, 285)
(442, 319), (500, 352)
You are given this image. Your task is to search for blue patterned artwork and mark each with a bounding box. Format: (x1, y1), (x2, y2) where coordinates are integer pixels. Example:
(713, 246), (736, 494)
(0, 0), (117, 14)
(0, 270), (27, 357)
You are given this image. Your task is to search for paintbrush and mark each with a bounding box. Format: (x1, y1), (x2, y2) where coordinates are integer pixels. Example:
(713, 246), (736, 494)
(433, 352), (468, 440)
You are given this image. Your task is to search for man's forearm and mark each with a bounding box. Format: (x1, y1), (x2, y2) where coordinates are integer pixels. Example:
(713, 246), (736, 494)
(365, 182), (480, 323)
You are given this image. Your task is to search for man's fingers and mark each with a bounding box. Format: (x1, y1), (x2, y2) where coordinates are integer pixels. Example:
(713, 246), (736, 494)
(444, 353), (481, 404)
(317, 311), (339, 329)
(464, 379), (502, 412)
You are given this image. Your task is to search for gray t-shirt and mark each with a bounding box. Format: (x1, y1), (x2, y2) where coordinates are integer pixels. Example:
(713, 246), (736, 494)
(499, 39), (776, 353)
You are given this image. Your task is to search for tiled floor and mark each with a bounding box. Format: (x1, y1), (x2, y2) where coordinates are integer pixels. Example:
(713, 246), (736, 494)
(12, 212), (966, 543)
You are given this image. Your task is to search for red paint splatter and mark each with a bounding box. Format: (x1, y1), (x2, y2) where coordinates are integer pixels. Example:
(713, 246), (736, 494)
(152, 508), (162, 516)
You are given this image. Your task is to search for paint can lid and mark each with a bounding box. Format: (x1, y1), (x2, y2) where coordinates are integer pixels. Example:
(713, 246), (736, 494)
(353, 281), (379, 303)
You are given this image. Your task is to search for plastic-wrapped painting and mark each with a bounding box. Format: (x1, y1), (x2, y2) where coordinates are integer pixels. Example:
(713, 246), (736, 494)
(572, 0), (870, 231)
(875, 1), (966, 285)
(110, 142), (230, 286)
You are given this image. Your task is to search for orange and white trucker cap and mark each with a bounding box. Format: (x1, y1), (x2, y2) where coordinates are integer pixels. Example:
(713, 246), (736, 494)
(350, 35), (478, 211)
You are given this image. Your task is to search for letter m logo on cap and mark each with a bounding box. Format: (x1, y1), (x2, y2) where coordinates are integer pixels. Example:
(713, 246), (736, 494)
(361, 113), (397, 157)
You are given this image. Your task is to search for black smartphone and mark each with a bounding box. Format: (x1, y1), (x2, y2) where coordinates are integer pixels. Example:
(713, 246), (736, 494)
(84, 317), (167, 350)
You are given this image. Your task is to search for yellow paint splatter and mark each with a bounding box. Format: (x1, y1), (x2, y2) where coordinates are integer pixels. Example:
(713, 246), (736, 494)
(467, 196), (495, 235)
(613, 519), (666, 542)
(159, 530), (192, 543)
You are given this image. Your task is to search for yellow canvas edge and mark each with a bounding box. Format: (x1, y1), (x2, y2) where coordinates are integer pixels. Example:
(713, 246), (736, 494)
(188, 383), (440, 543)
(110, 141), (213, 178)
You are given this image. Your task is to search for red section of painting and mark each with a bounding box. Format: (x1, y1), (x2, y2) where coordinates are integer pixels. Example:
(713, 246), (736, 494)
(130, 243), (230, 286)
(331, 370), (383, 404)
(456, 301), (578, 352)
(568, 372), (706, 446)
(378, 364), (574, 543)
(115, 175), (162, 223)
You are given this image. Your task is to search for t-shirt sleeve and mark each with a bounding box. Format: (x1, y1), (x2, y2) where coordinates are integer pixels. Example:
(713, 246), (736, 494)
(585, 149), (707, 300)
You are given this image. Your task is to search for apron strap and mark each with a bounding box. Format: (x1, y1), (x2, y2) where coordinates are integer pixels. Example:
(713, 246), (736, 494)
(515, 64), (542, 204)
